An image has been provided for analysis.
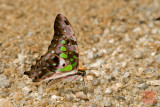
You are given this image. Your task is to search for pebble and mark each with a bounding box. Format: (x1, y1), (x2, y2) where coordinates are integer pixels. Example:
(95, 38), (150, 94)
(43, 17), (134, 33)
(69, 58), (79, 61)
(90, 59), (105, 67)
(94, 86), (102, 95)
(51, 95), (63, 101)
(88, 51), (94, 59)
(151, 28), (158, 34)
(38, 86), (43, 95)
(75, 92), (87, 100)
(0, 74), (10, 88)
(133, 27), (141, 33)
(22, 86), (31, 95)
(18, 53), (25, 62)
(104, 99), (112, 107)
(86, 75), (94, 81)
(133, 49), (143, 59)
(90, 70), (101, 77)
(156, 55), (160, 62)
(105, 75), (112, 80)
(26, 31), (34, 37)
(122, 72), (130, 78)
(105, 88), (112, 94)
(0, 98), (13, 107)
(146, 80), (160, 86)
(111, 83), (123, 91)
(92, 79), (100, 86)
(91, 103), (97, 107)
(102, 28), (110, 37)
(137, 83), (148, 89)
(94, 95), (103, 101)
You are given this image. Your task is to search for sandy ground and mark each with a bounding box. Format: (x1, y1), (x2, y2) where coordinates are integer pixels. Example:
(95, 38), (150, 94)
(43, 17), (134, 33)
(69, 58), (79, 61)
(0, 0), (160, 106)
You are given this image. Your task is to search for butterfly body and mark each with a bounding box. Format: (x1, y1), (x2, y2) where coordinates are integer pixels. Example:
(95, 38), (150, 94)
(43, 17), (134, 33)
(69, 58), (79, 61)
(24, 14), (85, 83)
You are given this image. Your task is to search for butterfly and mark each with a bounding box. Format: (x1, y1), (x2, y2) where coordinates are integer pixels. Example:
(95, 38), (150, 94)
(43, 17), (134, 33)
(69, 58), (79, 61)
(24, 14), (86, 84)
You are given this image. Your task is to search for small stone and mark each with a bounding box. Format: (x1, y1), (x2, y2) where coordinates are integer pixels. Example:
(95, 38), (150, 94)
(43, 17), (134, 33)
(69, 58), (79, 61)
(102, 28), (110, 37)
(105, 75), (112, 80)
(108, 39), (114, 43)
(122, 72), (130, 78)
(86, 75), (94, 81)
(66, 93), (76, 101)
(75, 92), (88, 100)
(90, 70), (101, 77)
(137, 83), (148, 89)
(104, 99), (112, 107)
(91, 103), (97, 107)
(121, 62), (127, 68)
(137, 67), (144, 76)
(0, 98), (13, 107)
(38, 86), (43, 94)
(156, 55), (160, 62)
(94, 95), (102, 101)
(112, 70), (119, 77)
(22, 86), (31, 95)
(100, 71), (106, 77)
(147, 80), (160, 86)
(94, 86), (102, 95)
(18, 53), (25, 62)
(0, 74), (10, 88)
(90, 59), (105, 67)
(105, 88), (112, 94)
(133, 50), (143, 59)
(26, 31), (34, 37)
(51, 95), (63, 101)
(151, 28), (158, 34)
(133, 27), (141, 33)
(88, 51), (94, 59)
(92, 79), (100, 86)
(111, 83), (123, 91)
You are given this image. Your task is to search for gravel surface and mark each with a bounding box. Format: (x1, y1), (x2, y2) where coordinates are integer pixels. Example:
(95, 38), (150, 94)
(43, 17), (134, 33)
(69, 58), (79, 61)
(0, 0), (160, 106)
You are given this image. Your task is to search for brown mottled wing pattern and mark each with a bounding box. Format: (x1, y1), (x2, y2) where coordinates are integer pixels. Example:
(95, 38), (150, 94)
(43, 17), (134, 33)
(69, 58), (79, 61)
(24, 14), (79, 82)
(48, 14), (79, 70)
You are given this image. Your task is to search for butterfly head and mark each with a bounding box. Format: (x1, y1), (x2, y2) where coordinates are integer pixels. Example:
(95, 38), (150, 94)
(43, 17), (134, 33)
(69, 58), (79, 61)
(77, 67), (86, 77)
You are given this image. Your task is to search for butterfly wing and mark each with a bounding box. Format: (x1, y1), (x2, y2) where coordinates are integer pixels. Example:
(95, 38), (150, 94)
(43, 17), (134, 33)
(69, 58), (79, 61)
(24, 14), (80, 82)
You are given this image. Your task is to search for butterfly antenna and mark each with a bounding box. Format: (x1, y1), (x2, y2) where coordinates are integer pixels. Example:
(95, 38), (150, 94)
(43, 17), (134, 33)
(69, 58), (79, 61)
(84, 54), (99, 70)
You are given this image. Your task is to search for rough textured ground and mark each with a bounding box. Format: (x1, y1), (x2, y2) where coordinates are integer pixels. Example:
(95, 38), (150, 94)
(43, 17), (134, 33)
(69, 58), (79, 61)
(0, 0), (160, 106)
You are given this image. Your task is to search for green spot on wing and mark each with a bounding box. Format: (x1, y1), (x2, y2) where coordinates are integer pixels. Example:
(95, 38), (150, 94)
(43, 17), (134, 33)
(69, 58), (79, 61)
(61, 40), (66, 44)
(61, 46), (66, 51)
(64, 29), (66, 32)
(72, 62), (77, 68)
(60, 53), (68, 58)
(70, 58), (73, 61)
(60, 65), (73, 72)
(73, 55), (77, 59)
(69, 52), (72, 54)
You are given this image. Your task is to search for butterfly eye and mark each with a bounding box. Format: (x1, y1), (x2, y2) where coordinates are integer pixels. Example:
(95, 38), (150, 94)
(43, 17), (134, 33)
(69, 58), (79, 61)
(64, 20), (69, 25)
